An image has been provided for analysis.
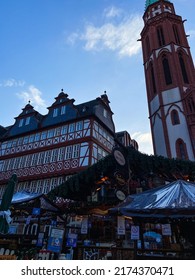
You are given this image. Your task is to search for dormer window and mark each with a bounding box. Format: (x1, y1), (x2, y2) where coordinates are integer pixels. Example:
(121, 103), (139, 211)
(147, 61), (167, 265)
(25, 116), (30, 125)
(53, 108), (58, 117)
(103, 109), (108, 118)
(61, 105), (66, 115)
(19, 119), (24, 127)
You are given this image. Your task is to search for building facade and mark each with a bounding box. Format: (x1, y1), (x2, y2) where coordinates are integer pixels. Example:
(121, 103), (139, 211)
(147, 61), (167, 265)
(0, 90), (137, 198)
(141, 0), (195, 160)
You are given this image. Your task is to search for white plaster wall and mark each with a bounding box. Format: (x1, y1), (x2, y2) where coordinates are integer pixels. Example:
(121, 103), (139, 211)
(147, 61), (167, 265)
(150, 94), (160, 115)
(152, 114), (167, 157)
(162, 88), (194, 160)
(162, 87), (181, 104)
(166, 106), (194, 160)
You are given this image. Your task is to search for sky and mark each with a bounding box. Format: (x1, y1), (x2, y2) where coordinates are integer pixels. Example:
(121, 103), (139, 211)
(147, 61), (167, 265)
(0, 0), (195, 156)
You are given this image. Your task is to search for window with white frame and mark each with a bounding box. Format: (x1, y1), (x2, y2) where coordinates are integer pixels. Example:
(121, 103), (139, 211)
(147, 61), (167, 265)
(36, 180), (43, 193)
(58, 147), (65, 161)
(47, 129), (54, 138)
(26, 154), (32, 167)
(55, 127), (61, 136)
(18, 138), (23, 145)
(23, 181), (29, 191)
(76, 121), (83, 131)
(29, 181), (37, 193)
(17, 182), (24, 192)
(44, 150), (51, 164)
(61, 125), (68, 135)
(25, 116), (30, 125)
(43, 179), (51, 194)
(38, 152), (45, 165)
(12, 140), (17, 147)
(19, 119), (24, 127)
(35, 133), (41, 141)
(29, 135), (35, 143)
(41, 131), (47, 140)
(13, 157), (21, 169)
(1, 142), (7, 154)
(31, 153), (39, 166)
(61, 105), (66, 115)
(7, 158), (14, 170)
(72, 144), (80, 158)
(50, 178), (58, 190)
(51, 149), (58, 162)
(53, 108), (58, 117)
(58, 176), (64, 185)
(19, 155), (27, 168)
(68, 123), (75, 133)
(65, 146), (72, 160)
(23, 136), (29, 144)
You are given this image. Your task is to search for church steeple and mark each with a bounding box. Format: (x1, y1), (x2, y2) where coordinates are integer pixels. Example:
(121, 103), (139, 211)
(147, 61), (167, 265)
(141, 0), (195, 160)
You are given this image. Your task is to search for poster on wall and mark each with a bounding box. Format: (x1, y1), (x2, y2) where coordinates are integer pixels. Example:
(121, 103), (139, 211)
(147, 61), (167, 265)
(47, 228), (64, 253)
(117, 216), (125, 235)
(162, 224), (172, 236)
(131, 225), (140, 240)
(81, 217), (88, 234)
(36, 232), (44, 247)
(66, 233), (78, 248)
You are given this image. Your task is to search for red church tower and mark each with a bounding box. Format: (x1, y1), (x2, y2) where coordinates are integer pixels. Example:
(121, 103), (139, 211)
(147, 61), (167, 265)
(141, 0), (195, 160)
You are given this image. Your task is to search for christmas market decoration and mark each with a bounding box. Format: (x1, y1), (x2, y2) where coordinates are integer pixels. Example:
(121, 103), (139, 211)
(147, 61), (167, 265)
(48, 146), (195, 202)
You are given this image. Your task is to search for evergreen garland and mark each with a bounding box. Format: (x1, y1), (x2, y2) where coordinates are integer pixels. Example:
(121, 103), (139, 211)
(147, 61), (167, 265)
(48, 146), (195, 201)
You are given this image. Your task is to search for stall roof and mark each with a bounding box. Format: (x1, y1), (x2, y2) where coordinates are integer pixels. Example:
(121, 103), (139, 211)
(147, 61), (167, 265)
(11, 191), (42, 204)
(9, 191), (61, 213)
(109, 180), (195, 218)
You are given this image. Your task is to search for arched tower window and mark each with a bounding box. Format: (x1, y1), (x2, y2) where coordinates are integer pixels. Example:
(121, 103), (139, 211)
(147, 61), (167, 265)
(162, 55), (172, 85)
(179, 52), (189, 84)
(157, 26), (165, 47)
(171, 109), (180, 125)
(150, 63), (156, 95)
(176, 138), (188, 160)
(173, 24), (180, 44)
(146, 36), (151, 58)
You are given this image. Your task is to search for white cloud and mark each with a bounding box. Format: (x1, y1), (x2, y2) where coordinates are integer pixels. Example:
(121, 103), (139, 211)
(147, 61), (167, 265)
(17, 85), (47, 112)
(81, 14), (143, 57)
(132, 131), (153, 155)
(0, 78), (25, 87)
(67, 8), (143, 58)
(103, 6), (123, 18)
(67, 32), (79, 45)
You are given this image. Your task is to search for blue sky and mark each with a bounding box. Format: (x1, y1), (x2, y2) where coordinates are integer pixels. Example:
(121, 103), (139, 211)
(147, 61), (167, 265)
(0, 0), (195, 155)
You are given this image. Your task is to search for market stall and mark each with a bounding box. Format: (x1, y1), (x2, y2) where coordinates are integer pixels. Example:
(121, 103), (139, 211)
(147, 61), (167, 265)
(109, 180), (195, 259)
(0, 190), (64, 259)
